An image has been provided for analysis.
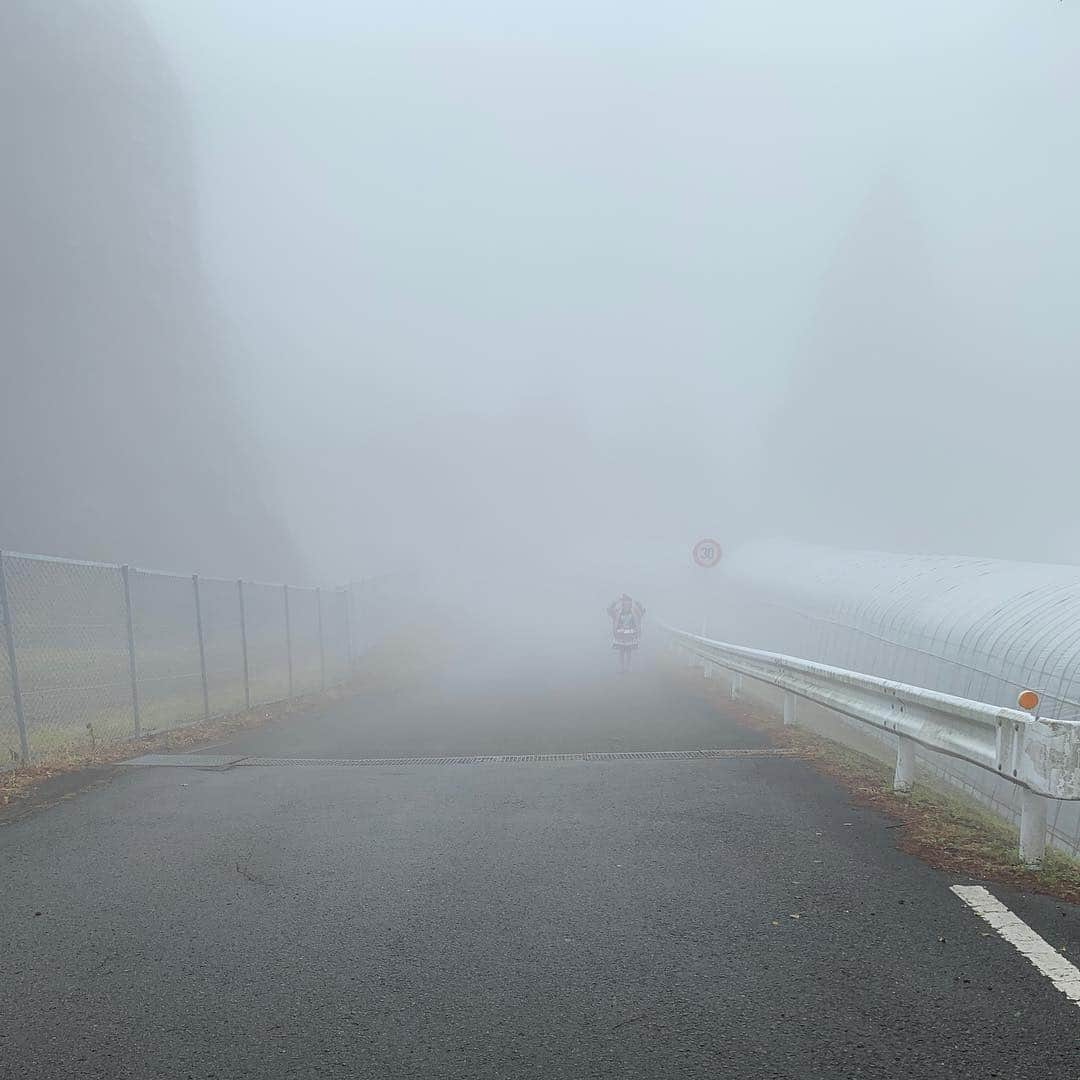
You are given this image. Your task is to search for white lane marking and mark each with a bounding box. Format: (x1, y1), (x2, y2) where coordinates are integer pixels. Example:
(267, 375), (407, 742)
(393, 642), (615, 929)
(951, 885), (1080, 1006)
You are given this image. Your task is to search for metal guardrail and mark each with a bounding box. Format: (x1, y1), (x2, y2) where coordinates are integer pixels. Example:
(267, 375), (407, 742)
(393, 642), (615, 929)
(669, 627), (1080, 867)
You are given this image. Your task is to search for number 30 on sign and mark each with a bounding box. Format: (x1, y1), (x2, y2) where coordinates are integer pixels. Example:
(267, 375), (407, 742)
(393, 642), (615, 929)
(692, 539), (722, 568)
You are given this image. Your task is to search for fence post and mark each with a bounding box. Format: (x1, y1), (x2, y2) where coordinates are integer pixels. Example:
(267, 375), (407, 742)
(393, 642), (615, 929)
(283, 584), (294, 698)
(237, 580), (251, 710)
(120, 565), (141, 737)
(349, 579), (363, 667)
(193, 575), (210, 722)
(316, 587), (326, 691)
(894, 734), (915, 793)
(0, 552), (30, 762)
(1020, 789), (1048, 868)
(730, 672), (742, 702)
(343, 586), (354, 679)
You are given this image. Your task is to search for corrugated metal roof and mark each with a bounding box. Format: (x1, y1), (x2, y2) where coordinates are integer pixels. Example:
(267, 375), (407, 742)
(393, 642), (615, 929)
(716, 540), (1080, 720)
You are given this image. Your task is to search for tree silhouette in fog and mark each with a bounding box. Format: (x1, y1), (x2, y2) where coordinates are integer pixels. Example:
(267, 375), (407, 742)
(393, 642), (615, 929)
(766, 178), (1027, 558)
(0, 2), (297, 579)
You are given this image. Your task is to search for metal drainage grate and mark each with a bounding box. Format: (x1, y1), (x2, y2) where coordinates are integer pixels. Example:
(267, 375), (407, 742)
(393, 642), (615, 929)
(236, 748), (797, 767)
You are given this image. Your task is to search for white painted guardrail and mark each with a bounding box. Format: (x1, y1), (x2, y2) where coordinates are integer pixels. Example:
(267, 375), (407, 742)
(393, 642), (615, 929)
(668, 627), (1080, 867)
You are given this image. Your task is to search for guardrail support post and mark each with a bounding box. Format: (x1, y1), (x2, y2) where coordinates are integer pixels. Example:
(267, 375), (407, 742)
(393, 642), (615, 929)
(120, 565), (141, 737)
(894, 735), (915, 793)
(237, 580), (251, 710)
(730, 672), (742, 702)
(703, 660), (712, 679)
(1020, 790), (1048, 868)
(0, 551), (30, 762)
(192, 574), (211, 721)
(784, 692), (797, 727)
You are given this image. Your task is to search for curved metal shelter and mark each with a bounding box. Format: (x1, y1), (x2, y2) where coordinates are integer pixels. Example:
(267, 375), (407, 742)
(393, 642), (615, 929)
(716, 540), (1080, 721)
(702, 540), (1080, 856)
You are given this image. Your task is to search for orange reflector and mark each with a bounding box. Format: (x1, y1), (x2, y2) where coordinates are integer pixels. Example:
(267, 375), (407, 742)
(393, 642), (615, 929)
(1018, 689), (1040, 711)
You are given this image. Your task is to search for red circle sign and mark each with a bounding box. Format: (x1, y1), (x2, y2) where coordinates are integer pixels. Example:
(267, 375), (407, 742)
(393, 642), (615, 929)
(692, 538), (722, 568)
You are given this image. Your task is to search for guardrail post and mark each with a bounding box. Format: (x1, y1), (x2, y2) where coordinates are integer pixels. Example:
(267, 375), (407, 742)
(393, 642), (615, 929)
(283, 584), (294, 698)
(703, 660), (712, 679)
(237, 580), (251, 710)
(1020, 790), (1048, 868)
(316, 586), (326, 691)
(120, 565), (141, 737)
(192, 575), (211, 721)
(730, 672), (742, 702)
(0, 551), (30, 762)
(894, 735), (915, 793)
(783, 691), (797, 727)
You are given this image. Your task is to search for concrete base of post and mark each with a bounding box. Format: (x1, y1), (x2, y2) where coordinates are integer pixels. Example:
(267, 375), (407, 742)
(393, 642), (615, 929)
(894, 735), (915, 793)
(783, 692), (796, 727)
(1019, 789), (1048, 868)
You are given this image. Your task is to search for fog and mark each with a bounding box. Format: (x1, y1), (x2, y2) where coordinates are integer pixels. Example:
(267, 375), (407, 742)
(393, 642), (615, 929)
(10, 13), (1080, 1071)
(5, 2), (1080, 617)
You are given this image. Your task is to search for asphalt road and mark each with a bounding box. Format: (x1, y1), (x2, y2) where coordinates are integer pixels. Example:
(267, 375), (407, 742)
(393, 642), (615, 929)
(2, 655), (1079, 1079)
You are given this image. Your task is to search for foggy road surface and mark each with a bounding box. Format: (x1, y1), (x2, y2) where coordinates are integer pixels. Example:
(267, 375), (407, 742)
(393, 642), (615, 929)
(2, 666), (1080, 1079)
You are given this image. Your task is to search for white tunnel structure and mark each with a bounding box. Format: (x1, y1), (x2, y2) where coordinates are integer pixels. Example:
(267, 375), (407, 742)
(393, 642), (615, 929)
(706, 540), (1080, 854)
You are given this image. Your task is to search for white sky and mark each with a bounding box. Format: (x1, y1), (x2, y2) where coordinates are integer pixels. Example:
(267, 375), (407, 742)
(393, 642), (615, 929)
(139, 2), (1080, 576)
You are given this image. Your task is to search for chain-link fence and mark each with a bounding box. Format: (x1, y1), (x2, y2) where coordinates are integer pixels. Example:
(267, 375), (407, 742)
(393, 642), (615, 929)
(286, 586), (323, 697)
(2, 555), (134, 757)
(0, 550), (367, 766)
(242, 581), (290, 707)
(323, 587), (351, 686)
(199, 576), (247, 717)
(131, 569), (203, 735)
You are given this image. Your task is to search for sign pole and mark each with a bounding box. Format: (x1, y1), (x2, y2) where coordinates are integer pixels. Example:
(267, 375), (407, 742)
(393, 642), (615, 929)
(691, 539), (722, 667)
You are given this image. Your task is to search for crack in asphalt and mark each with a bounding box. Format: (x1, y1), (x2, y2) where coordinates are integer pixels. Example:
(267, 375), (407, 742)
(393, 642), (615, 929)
(235, 860), (276, 888)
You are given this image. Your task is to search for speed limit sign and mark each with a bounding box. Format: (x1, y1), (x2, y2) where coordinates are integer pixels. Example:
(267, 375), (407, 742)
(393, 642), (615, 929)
(692, 538), (722, 568)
